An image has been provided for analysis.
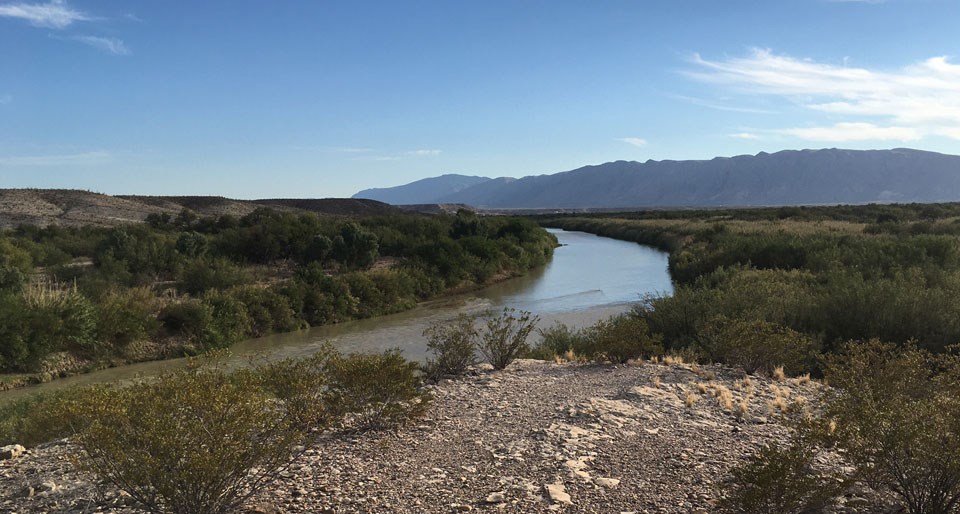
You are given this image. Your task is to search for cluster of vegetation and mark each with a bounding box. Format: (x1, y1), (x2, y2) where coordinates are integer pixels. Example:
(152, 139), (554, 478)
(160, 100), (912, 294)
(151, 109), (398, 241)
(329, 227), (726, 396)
(0, 208), (555, 374)
(421, 308), (539, 380)
(541, 203), (960, 371)
(541, 204), (960, 514)
(528, 315), (663, 364)
(0, 346), (429, 514)
(720, 341), (960, 514)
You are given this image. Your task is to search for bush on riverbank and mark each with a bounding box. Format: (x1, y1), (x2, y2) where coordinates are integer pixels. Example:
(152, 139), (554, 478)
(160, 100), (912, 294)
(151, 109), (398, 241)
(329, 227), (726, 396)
(542, 204), (960, 372)
(0, 208), (556, 374)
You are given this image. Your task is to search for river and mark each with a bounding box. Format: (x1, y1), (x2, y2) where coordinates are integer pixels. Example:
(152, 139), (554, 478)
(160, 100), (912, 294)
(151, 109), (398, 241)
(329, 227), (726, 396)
(0, 229), (672, 401)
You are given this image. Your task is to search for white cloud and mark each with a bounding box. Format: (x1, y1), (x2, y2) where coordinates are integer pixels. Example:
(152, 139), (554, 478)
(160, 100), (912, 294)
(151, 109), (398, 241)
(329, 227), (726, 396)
(321, 146), (374, 153)
(778, 122), (921, 142)
(73, 35), (129, 55)
(728, 132), (761, 140)
(670, 94), (777, 114)
(407, 149), (441, 156)
(0, 0), (87, 28)
(688, 49), (960, 142)
(0, 151), (112, 166)
(618, 137), (648, 147)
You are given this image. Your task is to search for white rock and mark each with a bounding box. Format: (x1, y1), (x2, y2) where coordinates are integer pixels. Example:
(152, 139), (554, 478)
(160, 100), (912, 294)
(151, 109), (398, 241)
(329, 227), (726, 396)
(0, 444), (25, 460)
(545, 482), (572, 504)
(484, 491), (507, 503)
(595, 477), (621, 488)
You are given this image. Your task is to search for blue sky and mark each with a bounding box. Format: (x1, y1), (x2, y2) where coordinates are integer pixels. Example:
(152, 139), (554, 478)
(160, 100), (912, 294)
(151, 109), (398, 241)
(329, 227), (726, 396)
(2, 0), (960, 198)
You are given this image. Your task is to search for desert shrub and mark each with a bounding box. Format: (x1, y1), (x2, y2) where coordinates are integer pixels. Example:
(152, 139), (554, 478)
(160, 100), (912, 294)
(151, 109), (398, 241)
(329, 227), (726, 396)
(247, 348), (336, 429)
(179, 257), (250, 295)
(96, 287), (160, 347)
(422, 313), (478, 380)
(579, 314), (663, 363)
(66, 364), (323, 514)
(477, 308), (539, 370)
(530, 321), (586, 359)
(228, 286), (301, 337)
(822, 341), (960, 514)
(0, 386), (105, 447)
(203, 291), (252, 348)
(324, 349), (429, 431)
(699, 316), (818, 376)
(717, 436), (844, 514)
(157, 299), (214, 347)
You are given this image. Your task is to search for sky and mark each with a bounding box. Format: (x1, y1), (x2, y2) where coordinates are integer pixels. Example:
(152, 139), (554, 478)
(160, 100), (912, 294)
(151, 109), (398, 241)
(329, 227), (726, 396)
(2, 0), (960, 198)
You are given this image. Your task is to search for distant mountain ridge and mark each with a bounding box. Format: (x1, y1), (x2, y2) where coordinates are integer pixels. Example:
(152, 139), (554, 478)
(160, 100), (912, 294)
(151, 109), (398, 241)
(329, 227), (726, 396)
(0, 190), (399, 228)
(353, 174), (493, 205)
(352, 149), (960, 208)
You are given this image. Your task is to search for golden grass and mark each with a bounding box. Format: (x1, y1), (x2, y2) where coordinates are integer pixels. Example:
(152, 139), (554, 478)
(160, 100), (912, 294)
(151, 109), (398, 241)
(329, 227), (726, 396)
(772, 366), (786, 381)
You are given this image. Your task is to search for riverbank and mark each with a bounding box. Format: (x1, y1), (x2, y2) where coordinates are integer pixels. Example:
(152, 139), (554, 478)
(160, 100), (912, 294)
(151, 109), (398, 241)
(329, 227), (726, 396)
(1, 359), (885, 513)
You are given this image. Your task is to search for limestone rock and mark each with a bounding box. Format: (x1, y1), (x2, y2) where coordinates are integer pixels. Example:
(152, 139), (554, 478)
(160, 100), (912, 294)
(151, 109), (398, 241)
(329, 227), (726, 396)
(0, 444), (25, 460)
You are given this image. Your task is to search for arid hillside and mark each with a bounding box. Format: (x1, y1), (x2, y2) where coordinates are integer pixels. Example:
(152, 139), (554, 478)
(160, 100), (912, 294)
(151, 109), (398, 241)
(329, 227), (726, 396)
(0, 190), (400, 228)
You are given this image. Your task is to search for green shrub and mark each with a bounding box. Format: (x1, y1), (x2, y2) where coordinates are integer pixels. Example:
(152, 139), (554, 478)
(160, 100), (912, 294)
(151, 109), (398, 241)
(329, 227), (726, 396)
(67, 364), (324, 514)
(0, 387), (104, 447)
(179, 257), (250, 295)
(158, 299), (213, 343)
(477, 308), (539, 370)
(579, 314), (663, 364)
(699, 316), (818, 376)
(822, 341), (960, 514)
(422, 313), (478, 380)
(247, 348), (336, 429)
(96, 287), (160, 347)
(531, 321), (586, 359)
(324, 349), (429, 431)
(717, 437), (844, 514)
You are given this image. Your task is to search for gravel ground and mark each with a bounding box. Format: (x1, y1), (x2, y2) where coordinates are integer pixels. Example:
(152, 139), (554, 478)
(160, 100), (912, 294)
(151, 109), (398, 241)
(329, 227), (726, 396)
(0, 359), (894, 513)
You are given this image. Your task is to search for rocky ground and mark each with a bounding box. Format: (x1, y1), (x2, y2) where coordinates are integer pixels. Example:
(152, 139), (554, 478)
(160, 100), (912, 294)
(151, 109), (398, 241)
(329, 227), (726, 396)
(0, 359), (890, 513)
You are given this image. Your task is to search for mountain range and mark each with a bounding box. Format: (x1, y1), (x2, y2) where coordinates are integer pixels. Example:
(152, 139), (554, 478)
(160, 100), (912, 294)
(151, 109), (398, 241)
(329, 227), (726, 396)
(352, 148), (960, 209)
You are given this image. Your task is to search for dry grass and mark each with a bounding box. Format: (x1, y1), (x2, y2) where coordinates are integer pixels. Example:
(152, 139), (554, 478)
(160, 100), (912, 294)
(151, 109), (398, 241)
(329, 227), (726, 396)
(736, 398), (750, 418)
(684, 390), (698, 408)
(696, 382), (708, 394)
(772, 366), (786, 381)
(767, 396), (789, 414)
(712, 384), (734, 411)
(652, 376), (662, 389)
(663, 354), (684, 366)
(796, 373), (811, 385)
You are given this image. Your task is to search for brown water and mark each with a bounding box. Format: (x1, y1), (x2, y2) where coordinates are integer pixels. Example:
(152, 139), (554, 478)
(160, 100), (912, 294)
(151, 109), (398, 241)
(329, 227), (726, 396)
(0, 229), (671, 401)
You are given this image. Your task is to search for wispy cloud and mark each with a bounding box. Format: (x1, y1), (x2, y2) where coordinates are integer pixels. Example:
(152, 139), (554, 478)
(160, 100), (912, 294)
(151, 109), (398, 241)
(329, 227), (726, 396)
(617, 137), (648, 148)
(0, 94), (11, 105)
(407, 149), (441, 156)
(728, 132), (761, 140)
(72, 35), (129, 55)
(688, 48), (960, 142)
(778, 122), (921, 142)
(0, 0), (87, 28)
(0, 150), (112, 166)
(669, 94), (777, 114)
(320, 146), (374, 154)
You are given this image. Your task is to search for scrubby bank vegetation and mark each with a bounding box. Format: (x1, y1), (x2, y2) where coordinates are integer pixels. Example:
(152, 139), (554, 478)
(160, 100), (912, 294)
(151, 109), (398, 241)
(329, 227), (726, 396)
(539, 204), (960, 514)
(540, 203), (960, 366)
(0, 208), (554, 378)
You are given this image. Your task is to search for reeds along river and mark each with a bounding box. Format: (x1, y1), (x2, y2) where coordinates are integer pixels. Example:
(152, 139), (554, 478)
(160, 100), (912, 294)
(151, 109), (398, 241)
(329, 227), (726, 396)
(0, 229), (672, 402)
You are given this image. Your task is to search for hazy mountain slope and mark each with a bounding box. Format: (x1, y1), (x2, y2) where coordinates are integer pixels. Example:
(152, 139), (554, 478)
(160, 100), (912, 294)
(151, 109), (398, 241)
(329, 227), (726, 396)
(0, 190), (398, 228)
(352, 174), (492, 204)
(433, 148), (960, 208)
